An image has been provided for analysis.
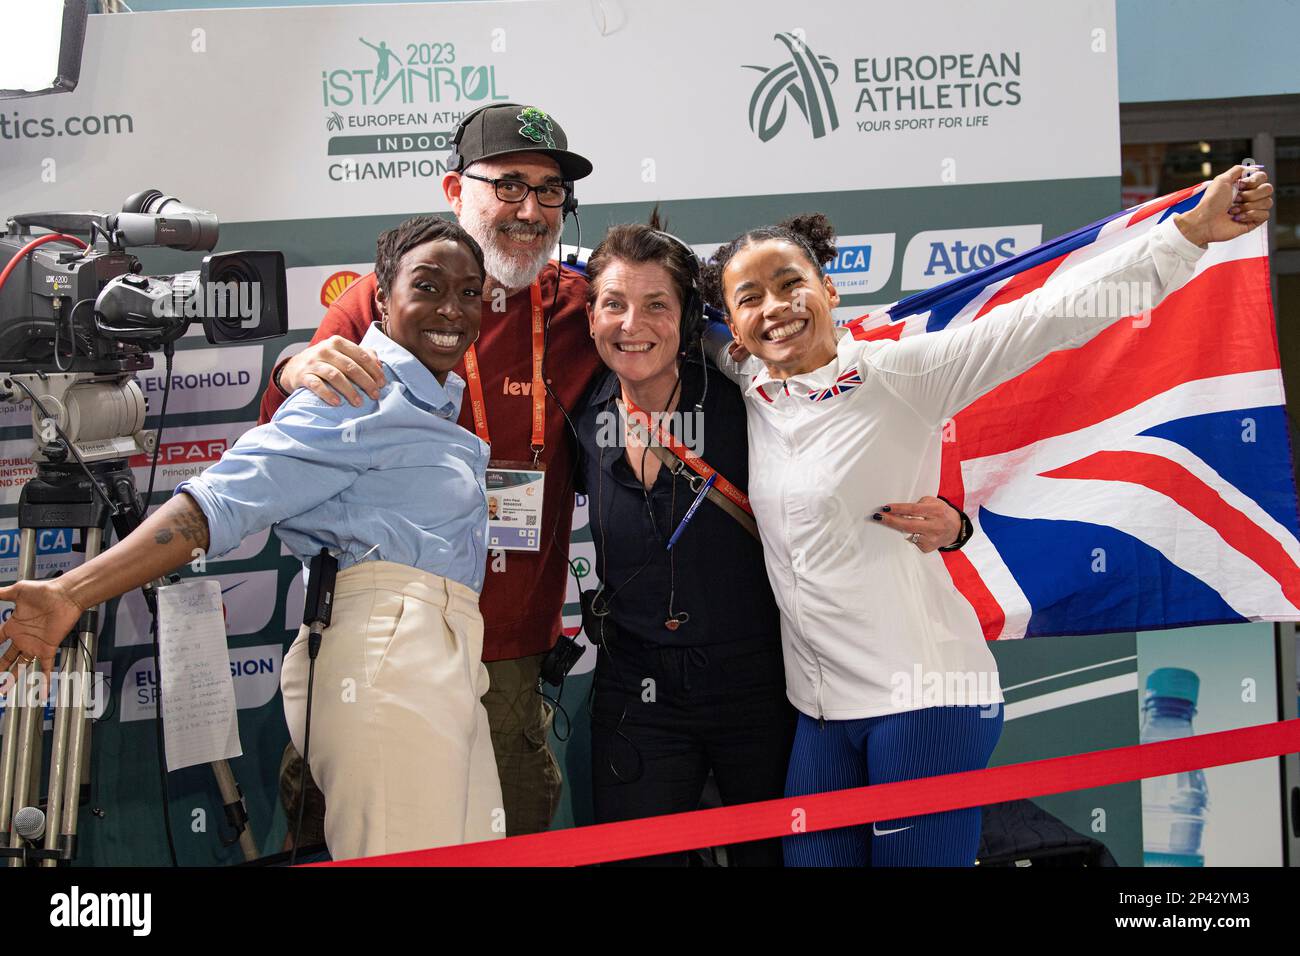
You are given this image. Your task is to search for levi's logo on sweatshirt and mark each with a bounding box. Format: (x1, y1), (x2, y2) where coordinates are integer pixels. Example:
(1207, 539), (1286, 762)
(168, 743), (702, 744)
(502, 375), (552, 396)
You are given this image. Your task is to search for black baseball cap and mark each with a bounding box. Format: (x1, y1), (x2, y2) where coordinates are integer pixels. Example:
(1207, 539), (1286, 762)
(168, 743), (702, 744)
(448, 103), (593, 181)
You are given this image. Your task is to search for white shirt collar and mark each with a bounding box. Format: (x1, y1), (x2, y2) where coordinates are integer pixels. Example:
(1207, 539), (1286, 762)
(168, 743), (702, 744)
(743, 326), (853, 401)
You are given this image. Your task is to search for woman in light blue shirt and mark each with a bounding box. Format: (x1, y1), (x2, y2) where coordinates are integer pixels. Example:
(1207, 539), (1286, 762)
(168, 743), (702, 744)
(0, 216), (502, 860)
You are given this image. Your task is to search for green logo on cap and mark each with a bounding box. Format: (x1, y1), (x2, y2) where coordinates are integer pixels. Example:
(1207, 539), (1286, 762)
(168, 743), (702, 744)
(517, 107), (557, 149)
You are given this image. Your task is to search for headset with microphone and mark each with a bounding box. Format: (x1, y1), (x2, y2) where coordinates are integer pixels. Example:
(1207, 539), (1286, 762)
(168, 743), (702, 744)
(648, 228), (708, 411)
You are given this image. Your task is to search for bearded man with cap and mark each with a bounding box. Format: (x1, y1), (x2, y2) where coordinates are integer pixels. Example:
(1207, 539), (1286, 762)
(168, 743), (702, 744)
(258, 103), (601, 838)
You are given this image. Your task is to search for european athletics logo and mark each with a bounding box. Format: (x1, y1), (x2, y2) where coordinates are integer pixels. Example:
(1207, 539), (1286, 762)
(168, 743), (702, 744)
(744, 32), (840, 142)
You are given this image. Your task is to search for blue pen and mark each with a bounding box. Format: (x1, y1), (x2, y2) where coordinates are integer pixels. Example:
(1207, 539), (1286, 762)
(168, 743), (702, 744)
(667, 473), (716, 550)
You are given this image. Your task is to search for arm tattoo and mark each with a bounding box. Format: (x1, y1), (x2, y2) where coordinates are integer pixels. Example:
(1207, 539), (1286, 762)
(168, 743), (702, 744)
(174, 508), (209, 545)
(155, 495), (211, 550)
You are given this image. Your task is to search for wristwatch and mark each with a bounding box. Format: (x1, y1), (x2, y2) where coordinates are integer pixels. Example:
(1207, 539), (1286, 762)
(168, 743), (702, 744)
(935, 495), (974, 552)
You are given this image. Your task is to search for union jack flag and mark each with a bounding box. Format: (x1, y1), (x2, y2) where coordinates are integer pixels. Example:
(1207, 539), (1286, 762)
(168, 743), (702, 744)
(847, 185), (1300, 639)
(808, 368), (863, 402)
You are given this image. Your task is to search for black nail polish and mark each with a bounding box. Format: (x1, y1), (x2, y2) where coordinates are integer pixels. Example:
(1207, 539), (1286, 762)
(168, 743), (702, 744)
(881, 506), (892, 512)
(871, 513), (883, 521)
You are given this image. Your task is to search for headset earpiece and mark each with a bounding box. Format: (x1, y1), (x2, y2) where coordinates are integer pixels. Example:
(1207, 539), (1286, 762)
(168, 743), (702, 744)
(650, 229), (704, 356)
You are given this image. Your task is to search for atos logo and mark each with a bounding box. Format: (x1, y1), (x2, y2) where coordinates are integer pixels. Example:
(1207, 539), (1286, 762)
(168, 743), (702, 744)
(900, 225), (1042, 291)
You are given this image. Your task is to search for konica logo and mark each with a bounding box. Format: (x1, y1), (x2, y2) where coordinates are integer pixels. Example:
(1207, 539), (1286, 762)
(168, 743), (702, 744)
(0, 528), (74, 557)
(900, 225), (1042, 291)
(826, 233), (896, 295)
(832, 245), (870, 271)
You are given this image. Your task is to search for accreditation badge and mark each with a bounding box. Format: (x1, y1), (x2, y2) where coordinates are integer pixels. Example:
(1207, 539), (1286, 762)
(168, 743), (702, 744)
(485, 460), (545, 552)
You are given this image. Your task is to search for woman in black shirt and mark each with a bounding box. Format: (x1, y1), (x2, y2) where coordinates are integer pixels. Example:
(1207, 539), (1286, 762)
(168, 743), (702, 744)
(573, 220), (968, 865)
(574, 221), (793, 865)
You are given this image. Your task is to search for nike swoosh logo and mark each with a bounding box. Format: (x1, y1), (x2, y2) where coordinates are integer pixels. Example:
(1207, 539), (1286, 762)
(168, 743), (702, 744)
(872, 824), (911, 836)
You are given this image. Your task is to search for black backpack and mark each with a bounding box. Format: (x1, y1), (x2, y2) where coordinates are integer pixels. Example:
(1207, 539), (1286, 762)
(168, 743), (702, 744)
(977, 799), (1118, 867)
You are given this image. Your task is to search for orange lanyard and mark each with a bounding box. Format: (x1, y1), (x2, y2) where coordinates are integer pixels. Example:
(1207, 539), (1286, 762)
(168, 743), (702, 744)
(623, 397), (754, 516)
(463, 281), (547, 463)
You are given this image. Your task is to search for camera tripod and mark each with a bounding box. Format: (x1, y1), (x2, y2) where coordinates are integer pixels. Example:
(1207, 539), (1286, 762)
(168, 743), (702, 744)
(0, 372), (256, 865)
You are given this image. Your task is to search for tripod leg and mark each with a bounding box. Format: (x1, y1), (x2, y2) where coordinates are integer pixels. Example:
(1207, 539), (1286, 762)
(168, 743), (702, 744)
(40, 637), (77, 865)
(42, 526), (102, 866)
(5, 529), (40, 867)
(0, 677), (16, 840)
(7, 665), (43, 867)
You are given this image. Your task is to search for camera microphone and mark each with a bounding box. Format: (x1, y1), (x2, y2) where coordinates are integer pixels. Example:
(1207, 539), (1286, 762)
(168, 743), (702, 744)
(112, 188), (219, 251)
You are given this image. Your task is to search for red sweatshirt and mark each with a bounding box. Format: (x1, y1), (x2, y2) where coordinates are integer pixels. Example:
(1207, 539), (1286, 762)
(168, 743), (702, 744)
(258, 264), (601, 661)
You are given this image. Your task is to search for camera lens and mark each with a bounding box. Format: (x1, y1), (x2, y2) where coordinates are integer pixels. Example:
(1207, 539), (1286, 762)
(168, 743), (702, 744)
(197, 249), (287, 344)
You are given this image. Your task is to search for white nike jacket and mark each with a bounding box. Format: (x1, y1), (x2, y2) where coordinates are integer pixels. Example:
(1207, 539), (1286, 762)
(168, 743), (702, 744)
(711, 216), (1207, 719)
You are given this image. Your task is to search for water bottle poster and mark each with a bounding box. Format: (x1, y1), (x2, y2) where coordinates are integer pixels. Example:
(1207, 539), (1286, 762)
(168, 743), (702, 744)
(1136, 622), (1283, 866)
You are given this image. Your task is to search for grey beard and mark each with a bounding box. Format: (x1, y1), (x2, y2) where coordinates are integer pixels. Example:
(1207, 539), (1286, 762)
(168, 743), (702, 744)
(461, 209), (561, 292)
(481, 237), (554, 291)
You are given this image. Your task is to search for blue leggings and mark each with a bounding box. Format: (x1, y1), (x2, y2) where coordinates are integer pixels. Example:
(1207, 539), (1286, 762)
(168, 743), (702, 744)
(783, 704), (1004, 867)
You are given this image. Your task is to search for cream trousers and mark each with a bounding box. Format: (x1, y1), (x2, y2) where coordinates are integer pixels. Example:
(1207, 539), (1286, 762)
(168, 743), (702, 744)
(280, 561), (504, 860)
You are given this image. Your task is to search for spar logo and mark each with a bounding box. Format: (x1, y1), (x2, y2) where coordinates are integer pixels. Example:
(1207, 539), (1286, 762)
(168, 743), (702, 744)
(128, 439), (227, 469)
(321, 271), (361, 307)
(744, 32), (840, 142)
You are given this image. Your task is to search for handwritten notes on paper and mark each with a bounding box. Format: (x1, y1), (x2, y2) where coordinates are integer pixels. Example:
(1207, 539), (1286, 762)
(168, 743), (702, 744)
(157, 579), (241, 772)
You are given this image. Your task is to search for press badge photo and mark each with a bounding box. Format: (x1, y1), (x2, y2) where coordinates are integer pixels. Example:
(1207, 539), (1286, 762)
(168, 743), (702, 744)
(486, 464), (545, 552)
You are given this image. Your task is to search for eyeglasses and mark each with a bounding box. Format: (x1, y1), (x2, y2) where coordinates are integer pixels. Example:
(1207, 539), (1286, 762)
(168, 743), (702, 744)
(460, 171), (571, 208)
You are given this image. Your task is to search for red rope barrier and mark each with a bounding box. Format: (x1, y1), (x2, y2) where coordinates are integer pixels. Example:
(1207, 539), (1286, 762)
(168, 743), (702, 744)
(316, 718), (1300, 867)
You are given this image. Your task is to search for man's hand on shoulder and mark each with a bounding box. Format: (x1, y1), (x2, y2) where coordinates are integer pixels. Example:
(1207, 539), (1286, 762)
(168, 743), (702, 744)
(280, 335), (386, 408)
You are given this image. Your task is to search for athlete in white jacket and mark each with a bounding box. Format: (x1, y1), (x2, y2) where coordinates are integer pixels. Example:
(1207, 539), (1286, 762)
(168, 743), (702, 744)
(699, 165), (1273, 866)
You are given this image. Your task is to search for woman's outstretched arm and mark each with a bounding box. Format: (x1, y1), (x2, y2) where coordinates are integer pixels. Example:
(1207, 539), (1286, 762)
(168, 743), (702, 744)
(868, 165), (1272, 426)
(0, 386), (379, 673)
(0, 493), (211, 673)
